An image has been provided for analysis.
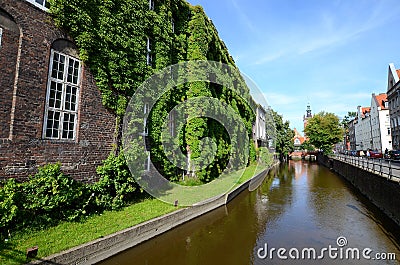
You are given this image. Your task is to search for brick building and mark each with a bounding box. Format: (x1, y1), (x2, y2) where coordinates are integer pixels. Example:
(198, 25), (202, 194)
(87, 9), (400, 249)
(0, 0), (116, 182)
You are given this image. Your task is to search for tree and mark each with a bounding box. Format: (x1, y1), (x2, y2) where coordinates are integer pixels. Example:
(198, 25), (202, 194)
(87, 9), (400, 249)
(341, 111), (357, 149)
(341, 111), (357, 130)
(271, 110), (294, 161)
(300, 140), (315, 151)
(304, 111), (344, 154)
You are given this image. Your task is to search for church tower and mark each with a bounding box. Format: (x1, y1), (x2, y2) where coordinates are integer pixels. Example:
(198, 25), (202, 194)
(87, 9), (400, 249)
(303, 104), (312, 138)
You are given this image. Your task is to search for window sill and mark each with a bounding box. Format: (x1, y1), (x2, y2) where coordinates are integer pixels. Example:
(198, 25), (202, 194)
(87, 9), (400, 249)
(24, 0), (49, 12)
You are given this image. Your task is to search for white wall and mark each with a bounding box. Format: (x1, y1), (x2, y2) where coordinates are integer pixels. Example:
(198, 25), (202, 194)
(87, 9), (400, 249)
(355, 106), (372, 151)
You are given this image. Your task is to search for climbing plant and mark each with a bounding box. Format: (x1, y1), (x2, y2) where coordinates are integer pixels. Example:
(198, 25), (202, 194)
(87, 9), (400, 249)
(48, 0), (256, 183)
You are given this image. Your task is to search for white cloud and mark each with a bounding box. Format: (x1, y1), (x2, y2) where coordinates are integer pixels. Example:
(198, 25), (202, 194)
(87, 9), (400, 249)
(238, 1), (400, 66)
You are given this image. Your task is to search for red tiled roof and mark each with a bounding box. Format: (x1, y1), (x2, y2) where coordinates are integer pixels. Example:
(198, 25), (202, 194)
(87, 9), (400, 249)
(360, 107), (370, 119)
(361, 107), (370, 114)
(396, 69), (400, 79)
(293, 128), (305, 145)
(374, 93), (387, 109)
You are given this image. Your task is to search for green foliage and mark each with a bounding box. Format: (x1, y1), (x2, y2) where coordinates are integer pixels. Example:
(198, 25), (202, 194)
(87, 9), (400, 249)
(0, 156), (143, 237)
(22, 163), (89, 227)
(48, 0), (256, 184)
(93, 152), (141, 209)
(271, 110), (295, 159)
(0, 179), (22, 236)
(300, 140), (315, 151)
(0, 164), (91, 237)
(249, 140), (257, 163)
(341, 111), (357, 146)
(258, 147), (273, 166)
(304, 111), (344, 154)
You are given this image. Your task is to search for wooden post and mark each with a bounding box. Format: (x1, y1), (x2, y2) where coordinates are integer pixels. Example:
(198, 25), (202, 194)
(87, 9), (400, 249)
(26, 246), (38, 259)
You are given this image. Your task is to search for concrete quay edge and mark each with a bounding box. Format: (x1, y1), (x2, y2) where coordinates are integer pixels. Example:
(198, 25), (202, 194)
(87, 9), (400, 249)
(28, 162), (279, 265)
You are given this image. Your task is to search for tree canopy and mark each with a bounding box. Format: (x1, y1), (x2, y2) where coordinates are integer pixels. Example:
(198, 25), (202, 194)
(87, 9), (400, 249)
(304, 111), (344, 154)
(271, 110), (294, 160)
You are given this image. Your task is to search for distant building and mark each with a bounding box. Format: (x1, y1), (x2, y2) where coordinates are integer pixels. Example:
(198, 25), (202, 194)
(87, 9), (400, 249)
(252, 105), (267, 148)
(370, 93), (391, 152)
(293, 128), (305, 150)
(387, 63), (400, 149)
(355, 106), (372, 151)
(348, 118), (357, 150)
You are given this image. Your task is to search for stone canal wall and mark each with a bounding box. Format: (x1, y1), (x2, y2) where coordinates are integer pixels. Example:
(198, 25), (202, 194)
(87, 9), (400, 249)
(29, 162), (279, 265)
(318, 155), (400, 227)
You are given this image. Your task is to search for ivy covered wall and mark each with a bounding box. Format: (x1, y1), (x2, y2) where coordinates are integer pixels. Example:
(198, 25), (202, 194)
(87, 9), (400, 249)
(48, 0), (256, 183)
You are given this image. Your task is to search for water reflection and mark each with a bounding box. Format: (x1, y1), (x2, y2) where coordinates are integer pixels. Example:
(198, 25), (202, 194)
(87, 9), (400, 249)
(98, 161), (400, 265)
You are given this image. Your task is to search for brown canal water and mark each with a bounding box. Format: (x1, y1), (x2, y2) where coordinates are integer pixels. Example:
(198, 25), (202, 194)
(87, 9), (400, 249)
(98, 161), (400, 264)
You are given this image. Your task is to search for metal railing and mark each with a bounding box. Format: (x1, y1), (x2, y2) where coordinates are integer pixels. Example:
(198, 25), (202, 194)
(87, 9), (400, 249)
(333, 154), (400, 183)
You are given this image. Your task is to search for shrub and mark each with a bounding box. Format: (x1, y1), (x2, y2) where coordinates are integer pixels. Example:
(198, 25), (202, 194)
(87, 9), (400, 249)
(0, 154), (144, 236)
(0, 179), (23, 237)
(93, 151), (141, 210)
(22, 163), (90, 227)
(259, 147), (273, 166)
(249, 140), (257, 164)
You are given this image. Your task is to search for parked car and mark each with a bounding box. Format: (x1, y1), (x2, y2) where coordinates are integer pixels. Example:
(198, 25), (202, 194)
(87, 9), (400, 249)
(350, 150), (357, 156)
(368, 150), (383, 159)
(388, 150), (400, 160)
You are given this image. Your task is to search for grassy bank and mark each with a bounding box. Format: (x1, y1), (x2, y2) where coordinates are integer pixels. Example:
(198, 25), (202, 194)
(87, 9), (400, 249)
(0, 163), (270, 265)
(0, 199), (176, 265)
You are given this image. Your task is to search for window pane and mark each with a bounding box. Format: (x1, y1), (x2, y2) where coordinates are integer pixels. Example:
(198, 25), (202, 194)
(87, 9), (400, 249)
(67, 58), (80, 85)
(64, 85), (78, 111)
(49, 81), (63, 109)
(51, 52), (65, 80)
(45, 110), (60, 138)
(73, 61), (79, 84)
(62, 113), (75, 139)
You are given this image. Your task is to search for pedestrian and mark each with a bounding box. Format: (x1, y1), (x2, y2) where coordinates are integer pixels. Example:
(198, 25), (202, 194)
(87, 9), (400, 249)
(367, 149), (370, 158)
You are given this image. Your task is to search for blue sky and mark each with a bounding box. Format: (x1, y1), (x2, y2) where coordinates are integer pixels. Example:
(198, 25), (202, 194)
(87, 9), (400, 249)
(188, 0), (400, 133)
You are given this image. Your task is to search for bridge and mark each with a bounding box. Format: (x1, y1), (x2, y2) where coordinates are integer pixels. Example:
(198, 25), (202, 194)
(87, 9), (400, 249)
(289, 150), (319, 161)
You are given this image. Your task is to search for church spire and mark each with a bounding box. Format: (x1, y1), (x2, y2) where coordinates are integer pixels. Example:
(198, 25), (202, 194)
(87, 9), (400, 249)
(306, 103), (312, 118)
(303, 103), (312, 138)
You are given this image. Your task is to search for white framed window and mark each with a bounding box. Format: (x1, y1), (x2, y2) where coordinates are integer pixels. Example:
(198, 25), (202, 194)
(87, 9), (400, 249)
(146, 37), (153, 66)
(43, 50), (81, 140)
(0, 28), (3, 47)
(149, 0), (154, 10)
(143, 102), (149, 135)
(25, 0), (49, 10)
(144, 103), (150, 114)
(168, 112), (175, 137)
(144, 152), (150, 171)
(143, 117), (148, 135)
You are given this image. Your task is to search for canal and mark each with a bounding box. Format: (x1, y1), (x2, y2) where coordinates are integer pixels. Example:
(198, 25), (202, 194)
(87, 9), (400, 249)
(98, 161), (400, 264)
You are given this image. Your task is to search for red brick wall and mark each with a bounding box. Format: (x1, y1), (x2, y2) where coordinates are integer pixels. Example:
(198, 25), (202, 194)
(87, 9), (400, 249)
(0, 0), (116, 182)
